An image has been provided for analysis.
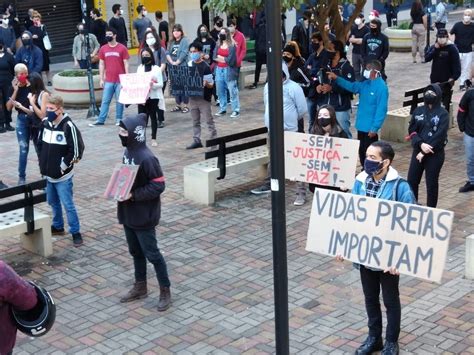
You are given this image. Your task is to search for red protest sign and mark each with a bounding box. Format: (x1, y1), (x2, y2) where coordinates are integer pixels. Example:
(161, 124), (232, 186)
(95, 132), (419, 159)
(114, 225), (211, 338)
(284, 132), (359, 188)
(104, 164), (139, 201)
(118, 73), (154, 105)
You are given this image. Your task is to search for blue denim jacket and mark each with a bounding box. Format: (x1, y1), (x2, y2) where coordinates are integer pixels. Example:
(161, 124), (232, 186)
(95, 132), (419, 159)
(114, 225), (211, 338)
(351, 167), (416, 271)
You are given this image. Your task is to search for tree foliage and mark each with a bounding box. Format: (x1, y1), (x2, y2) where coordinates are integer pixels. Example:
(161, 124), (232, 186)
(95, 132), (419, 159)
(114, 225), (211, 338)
(203, 0), (367, 44)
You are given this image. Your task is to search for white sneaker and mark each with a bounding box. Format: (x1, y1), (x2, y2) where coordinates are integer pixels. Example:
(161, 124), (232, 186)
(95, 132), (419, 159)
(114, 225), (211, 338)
(230, 111), (240, 118)
(293, 195), (306, 206)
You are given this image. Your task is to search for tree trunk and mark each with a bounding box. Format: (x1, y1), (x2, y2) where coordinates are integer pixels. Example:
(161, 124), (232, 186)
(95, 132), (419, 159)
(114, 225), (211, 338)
(167, 0), (176, 39)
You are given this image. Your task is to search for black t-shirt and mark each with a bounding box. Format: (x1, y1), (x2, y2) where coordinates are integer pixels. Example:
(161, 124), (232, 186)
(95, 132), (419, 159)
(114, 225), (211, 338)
(450, 22), (474, 53)
(350, 24), (370, 54)
(192, 61), (213, 102)
(411, 9), (425, 24)
(9, 85), (31, 113)
(158, 20), (169, 45)
(109, 17), (128, 45)
(0, 53), (15, 85)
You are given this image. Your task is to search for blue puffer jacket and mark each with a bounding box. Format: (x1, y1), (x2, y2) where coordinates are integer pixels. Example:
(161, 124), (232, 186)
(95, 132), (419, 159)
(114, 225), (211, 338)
(351, 166), (416, 271)
(335, 75), (389, 133)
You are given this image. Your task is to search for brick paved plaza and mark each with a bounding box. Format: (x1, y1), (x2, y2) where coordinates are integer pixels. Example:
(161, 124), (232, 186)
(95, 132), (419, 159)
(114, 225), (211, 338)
(1, 32), (474, 354)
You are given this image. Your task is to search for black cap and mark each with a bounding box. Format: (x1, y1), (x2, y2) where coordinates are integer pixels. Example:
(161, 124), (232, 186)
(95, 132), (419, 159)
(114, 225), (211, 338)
(437, 28), (448, 37)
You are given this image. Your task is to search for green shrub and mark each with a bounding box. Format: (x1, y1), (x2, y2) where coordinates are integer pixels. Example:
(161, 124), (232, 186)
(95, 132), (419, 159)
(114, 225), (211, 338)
(393, 21), (411, 30)
(58, 70), (99, 77)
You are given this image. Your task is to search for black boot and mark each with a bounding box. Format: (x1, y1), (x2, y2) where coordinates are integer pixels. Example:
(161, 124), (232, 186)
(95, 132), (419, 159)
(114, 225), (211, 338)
(381, 341), (399, 355)
(0, 124), (5, 133)
(157, 286), (171, 311)
(120, 281), (148, 303)
(355, 336), (383, 355)
(5, 124), (15, 132)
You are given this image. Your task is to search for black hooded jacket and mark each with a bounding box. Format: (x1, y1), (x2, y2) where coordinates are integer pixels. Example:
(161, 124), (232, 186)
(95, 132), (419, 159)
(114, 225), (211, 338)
(457, 88), (474, 137)
(117, 114), (165, 230)
(408, 84), (449, 153)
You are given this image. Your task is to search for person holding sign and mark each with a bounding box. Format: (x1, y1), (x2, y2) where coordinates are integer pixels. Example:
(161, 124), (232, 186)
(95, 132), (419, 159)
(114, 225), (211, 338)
(185, 41), (216, 149)
(308, 105), (348, 193)
(343, 141), (415, 355)
(407, 84), (449, 208)
(251, 62), (308, 205)
(136, 47), (165, 147)
(327, 60), (388, 168)
(166, 24), (190, 113)
(117, 113), (171, 312)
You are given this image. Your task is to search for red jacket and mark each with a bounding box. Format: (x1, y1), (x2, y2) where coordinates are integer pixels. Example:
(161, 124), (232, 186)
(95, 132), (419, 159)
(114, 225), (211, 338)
(0, 261), (37, 355)
(232, 29), (247, 67)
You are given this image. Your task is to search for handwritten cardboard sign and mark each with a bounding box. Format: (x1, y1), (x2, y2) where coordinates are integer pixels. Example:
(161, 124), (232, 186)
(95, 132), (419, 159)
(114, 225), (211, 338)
(306, 189), (454, 283)
(118, 72), (154, 105)
(168, 65), (203, 97)
(104, 164), (139, 201)
(284, 132), (359, 188)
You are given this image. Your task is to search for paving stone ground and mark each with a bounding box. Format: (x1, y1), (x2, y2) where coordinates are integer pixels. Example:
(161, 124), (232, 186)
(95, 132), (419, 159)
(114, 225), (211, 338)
(1, 15), (474, 354)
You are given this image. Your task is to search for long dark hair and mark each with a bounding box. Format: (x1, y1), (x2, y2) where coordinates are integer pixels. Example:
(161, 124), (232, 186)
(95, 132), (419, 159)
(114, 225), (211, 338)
(310, 105), (342, 136)
(142, 28), (161, 51)
(140, 47), (156, 66)
(411, 0), (423, 17)
(28, 72), (48, 97)
(196, 24), (212, 41)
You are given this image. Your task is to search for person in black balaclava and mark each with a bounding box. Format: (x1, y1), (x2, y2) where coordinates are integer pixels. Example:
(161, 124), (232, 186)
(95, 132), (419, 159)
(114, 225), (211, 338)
(361, 18), (389, 80)
(407, 84), (449, 207)
(117, 113), (171, 312)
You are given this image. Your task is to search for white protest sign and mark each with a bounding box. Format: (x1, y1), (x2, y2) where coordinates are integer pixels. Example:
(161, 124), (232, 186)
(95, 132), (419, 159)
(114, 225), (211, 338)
(306, 189), (454, 283)
(118, 72), (154, 105)
(284, 132), (359, 188)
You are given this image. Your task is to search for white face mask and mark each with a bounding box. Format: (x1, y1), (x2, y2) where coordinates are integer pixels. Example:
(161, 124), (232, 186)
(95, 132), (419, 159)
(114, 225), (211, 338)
(368, 14), (376, 21)
(363, 69), (372, 79)
(146, 37), (156, 46)
(143, 10), (148, 16)
(463, 16), (471, 23)
(229, 26), (235, 34)
(120, 9), (124, 15)
(355, 18), (362, 26)
(2, 18), (8, 26)
(438, 37), (447, 45)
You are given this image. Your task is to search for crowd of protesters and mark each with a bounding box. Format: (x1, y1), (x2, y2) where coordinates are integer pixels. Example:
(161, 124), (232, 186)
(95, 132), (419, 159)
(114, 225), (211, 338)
(0, 3), (473, 355)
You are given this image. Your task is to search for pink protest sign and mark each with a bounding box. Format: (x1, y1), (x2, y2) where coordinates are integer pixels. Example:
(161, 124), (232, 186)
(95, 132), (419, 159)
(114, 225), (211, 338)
(284, 132), (359, 188)
(118, 73), (154, 105)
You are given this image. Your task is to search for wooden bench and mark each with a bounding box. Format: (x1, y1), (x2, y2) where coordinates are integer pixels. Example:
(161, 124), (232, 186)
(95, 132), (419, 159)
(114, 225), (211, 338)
(381, 86), (454, 143)
(183, 127), (270, 205)
(0, 180), (53, 257)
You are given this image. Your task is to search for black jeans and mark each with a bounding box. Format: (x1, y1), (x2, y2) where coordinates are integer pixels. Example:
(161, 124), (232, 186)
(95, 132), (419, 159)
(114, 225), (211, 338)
(440, 82), (453, 112)
(253, 53), (267, 85)
(407, 148), (445, 207)
(357, 131), (379, 167)
(360, 265), (401, 342)
(138, 98), (162, 140)
(435, 22), (446, 30)
(124, 225), (171, 288)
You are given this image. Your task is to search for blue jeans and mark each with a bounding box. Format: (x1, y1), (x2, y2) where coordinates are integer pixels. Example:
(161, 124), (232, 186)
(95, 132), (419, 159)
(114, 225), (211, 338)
(47, 178), (80, 234)
(97, 82), (124, 123)
(215, 67), (240, 113)
(124, 225), (171, 287)
(16, 113), (40, 179)
(464, 133), (474, 184)
(335, 110), (352, 139)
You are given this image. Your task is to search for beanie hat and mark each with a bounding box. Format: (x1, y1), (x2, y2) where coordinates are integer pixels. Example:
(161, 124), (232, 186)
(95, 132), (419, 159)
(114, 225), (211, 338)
(437, 28), (448, 37)
(283, 44), (296, 56)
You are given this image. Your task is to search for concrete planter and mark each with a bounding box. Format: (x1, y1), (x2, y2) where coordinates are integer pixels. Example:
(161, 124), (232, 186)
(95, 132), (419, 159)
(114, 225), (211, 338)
(52, 70), (103, 106)
(383, 27), (412, 52)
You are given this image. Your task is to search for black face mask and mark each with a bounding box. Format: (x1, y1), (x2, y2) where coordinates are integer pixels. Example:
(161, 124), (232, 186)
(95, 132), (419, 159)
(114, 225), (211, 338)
(119, 134), (128, 147)
(0, 45), (4, 52)
(78, 29), (84, 34)
(370, 27), (379, 35)
(327, 51), (336, 60)
(312, 42), (320, 51)
(21, 38), (31, 46)
(142, 57), (152, 65)
(200, 31), (208, 38)
(106, 35), (114, 42)
(424, 93), (437, 105)
(216, 21), (223, 28)
(282, 56), (293, 63)
(219, 34), (226, 41)
(319, 118), (331, 127)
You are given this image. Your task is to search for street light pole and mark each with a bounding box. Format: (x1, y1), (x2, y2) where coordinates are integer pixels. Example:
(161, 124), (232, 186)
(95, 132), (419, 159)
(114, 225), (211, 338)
(264, 0), (290, 354)
(80, 0), (99, 118)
